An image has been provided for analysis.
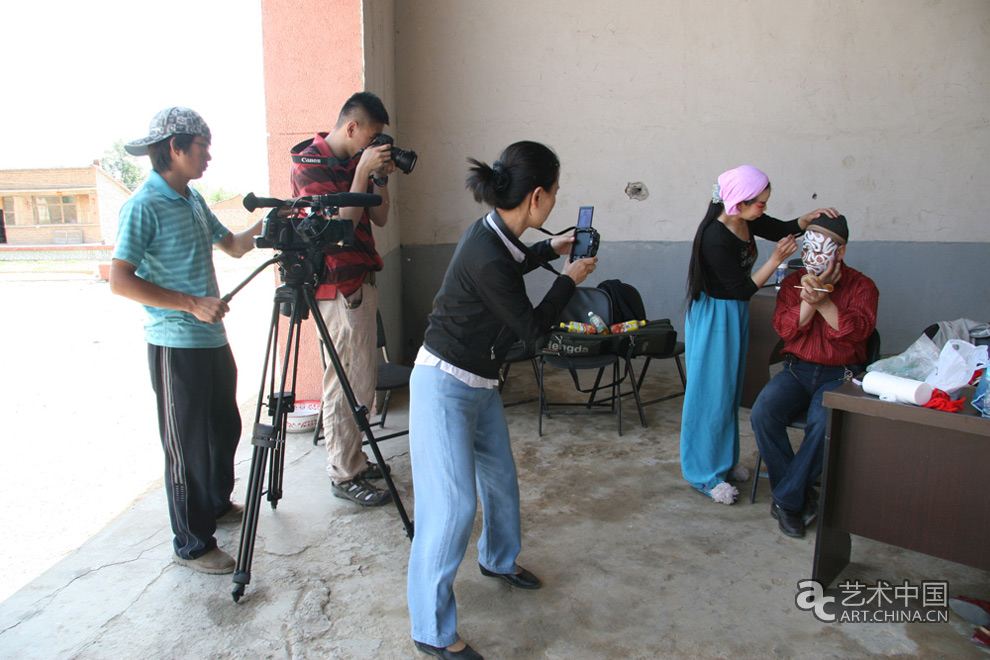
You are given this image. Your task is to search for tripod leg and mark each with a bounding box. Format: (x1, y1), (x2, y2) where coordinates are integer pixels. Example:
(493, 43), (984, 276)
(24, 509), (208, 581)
(303, 287), (414, 540)
(232, 286), (306, 601)
(265, 286), (308, 509)
(232, 431), (273, 602)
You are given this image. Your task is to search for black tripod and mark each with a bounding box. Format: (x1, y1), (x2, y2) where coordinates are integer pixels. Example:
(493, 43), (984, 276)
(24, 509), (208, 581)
(223, 247), (413, 602)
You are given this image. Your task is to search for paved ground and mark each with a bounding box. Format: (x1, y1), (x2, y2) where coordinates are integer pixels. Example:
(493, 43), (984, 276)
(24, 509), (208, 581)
(0, 252), (273, 601)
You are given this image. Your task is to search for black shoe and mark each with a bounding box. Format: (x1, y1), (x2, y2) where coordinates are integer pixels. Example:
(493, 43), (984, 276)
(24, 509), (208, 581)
(771, 501), (806, 538)
(479, 563), (542, 589)
(356, 461), (391, 481)
(331, 478), (392, 506)
(414, 640), (484, 660)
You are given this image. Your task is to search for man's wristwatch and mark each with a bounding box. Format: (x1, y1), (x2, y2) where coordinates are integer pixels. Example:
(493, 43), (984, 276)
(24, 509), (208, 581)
(371, 175), (389, 187)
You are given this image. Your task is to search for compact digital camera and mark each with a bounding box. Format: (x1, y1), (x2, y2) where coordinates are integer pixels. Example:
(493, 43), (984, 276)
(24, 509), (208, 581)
(570, 206), (600, 260)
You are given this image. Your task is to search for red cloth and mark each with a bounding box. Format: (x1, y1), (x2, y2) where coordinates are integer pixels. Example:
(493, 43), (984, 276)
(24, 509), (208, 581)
(290, 133), (383, 299)
(922, 389), (966, 412)
(773, 263), (879, 366)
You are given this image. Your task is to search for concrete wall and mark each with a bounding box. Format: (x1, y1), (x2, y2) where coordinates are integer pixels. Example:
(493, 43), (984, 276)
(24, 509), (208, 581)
(261, 0), (404, 397)
(362, 0), (404, 353)
(393, 0), (990, 355)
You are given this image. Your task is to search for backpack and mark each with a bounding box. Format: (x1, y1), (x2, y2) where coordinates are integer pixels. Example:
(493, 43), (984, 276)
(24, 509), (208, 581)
(597, 279), (646, 323)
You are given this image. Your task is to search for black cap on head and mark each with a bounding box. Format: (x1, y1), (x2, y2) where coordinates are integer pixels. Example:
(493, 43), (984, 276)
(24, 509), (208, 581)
(806, 214), (848, 245)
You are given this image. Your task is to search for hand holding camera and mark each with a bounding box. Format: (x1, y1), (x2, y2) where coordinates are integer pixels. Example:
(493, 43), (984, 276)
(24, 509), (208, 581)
(359, 142), (394, 180)
(563, 255), (598, 286)
(368, 134), (418, 174)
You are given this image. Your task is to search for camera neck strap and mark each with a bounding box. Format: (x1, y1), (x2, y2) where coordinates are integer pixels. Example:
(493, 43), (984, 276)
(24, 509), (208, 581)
(507, 216), (582, 278)
(290, 138), (346, 168)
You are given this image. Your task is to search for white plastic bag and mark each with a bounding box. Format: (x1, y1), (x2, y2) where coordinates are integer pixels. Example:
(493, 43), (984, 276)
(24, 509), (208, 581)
(866, 333), (940, 381)
(924, 339), (989, 396)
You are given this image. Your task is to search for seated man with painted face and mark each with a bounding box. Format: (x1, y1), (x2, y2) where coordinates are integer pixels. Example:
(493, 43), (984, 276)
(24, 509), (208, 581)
(750, 214), (878, 538)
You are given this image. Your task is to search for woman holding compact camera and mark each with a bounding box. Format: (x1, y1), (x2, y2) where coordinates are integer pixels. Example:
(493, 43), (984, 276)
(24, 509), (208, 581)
(681, 165), (836, 505)
(406, 141), (597, 660)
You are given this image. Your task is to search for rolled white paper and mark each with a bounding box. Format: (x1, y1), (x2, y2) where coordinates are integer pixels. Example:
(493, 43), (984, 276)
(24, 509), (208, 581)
(862, 371), (934, 406)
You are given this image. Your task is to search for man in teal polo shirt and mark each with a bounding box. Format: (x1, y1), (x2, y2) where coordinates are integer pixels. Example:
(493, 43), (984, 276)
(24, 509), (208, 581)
(110, 107), (263, 574)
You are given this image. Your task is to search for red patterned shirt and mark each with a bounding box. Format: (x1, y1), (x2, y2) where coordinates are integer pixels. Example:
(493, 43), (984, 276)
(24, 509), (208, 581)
(290, 133), (383, 299)
(773, 263), (879, 366)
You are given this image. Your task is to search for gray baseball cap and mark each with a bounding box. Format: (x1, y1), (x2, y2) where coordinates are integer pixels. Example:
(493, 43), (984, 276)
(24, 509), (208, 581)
(125, 107), (212, 156)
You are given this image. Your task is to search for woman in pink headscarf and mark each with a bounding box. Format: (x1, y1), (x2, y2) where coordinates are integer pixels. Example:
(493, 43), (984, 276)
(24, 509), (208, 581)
(681, 165), (837, 504)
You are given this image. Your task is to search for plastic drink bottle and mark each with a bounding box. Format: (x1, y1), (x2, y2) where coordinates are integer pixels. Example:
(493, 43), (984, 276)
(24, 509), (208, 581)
(774, 264), (787, 289)
(610, 319), (646, 334)
(560, 322), (597, 334)
(587, 312), (609, 334)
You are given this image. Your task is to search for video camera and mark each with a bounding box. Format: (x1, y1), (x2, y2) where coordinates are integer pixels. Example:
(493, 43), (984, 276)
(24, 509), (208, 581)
(369, 134), (418, 174)
(243, 192), (382, 252)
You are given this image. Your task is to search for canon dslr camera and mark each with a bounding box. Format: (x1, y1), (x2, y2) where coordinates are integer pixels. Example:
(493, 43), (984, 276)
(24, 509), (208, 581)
(369, 134), (418, 174)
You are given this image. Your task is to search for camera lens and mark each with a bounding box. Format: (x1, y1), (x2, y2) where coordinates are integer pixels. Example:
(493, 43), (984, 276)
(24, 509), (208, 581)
(393, 148), (417, 174)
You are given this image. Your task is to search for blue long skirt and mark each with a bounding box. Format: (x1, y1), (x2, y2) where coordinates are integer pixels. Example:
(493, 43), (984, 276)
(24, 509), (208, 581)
(679, 293), (749, 492)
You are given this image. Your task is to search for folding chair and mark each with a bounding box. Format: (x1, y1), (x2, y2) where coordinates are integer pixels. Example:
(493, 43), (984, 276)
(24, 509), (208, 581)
(537, 287), (645, 436)
(498, 341), (541, 408)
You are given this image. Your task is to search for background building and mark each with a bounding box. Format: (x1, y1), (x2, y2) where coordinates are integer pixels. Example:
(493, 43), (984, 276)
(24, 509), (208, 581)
(0, 163), (130, 246)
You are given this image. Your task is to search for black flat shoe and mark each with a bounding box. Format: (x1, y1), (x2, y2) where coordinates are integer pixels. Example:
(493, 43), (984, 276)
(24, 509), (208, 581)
(479, 563), (542, 589)
(771, 501), (805, 538)
(414, 640), (484, 660)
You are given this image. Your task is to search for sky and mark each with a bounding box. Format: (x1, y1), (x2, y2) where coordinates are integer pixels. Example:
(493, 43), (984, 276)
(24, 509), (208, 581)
(1, 0), (270, 195)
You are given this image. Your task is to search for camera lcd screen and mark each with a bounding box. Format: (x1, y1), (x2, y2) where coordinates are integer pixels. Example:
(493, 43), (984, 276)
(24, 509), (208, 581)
(577, 206), (594, 228)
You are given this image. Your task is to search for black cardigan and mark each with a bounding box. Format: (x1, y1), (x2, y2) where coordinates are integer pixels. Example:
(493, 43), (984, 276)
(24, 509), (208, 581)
(699, 214), (802, 301)
(423, 213), (576, 379)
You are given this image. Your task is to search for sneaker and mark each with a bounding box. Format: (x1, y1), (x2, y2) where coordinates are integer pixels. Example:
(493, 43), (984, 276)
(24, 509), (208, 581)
(216, 503), (243, 524)
(332, 478), (392, 506)
(173, 547), (235, 574)
(356, 461), (392, 481)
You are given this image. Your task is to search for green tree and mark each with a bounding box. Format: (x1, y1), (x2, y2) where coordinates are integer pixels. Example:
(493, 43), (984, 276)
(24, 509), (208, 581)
(191, 183), (238, 205)
(101, 140), (147, 191)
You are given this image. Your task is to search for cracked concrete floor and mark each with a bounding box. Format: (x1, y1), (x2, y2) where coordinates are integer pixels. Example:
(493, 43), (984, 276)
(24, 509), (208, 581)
(1, 364), (989, 660)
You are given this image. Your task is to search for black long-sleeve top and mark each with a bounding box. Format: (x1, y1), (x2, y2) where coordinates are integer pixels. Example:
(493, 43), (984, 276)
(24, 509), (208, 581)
(423, 213), (575, 379)
(699, 214), (802, 301)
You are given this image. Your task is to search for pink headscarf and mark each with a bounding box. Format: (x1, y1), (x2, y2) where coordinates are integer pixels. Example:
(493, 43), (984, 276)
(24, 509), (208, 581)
(717, 165), (769, 215)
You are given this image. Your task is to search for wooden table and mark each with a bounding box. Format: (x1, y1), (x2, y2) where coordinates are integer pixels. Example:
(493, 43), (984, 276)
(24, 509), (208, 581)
(813, 382), (990, 587)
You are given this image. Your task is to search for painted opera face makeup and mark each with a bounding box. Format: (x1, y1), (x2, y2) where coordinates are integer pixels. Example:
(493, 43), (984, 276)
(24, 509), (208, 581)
(801, 231), (838, 275)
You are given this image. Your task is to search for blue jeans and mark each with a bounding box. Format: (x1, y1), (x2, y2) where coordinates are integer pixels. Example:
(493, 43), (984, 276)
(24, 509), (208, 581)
(750, 360), (847, 512)
(407, 363), (522, 648)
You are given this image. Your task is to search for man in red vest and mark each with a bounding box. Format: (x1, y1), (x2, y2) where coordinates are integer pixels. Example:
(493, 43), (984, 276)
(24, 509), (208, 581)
(290, 92), (395, 506)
